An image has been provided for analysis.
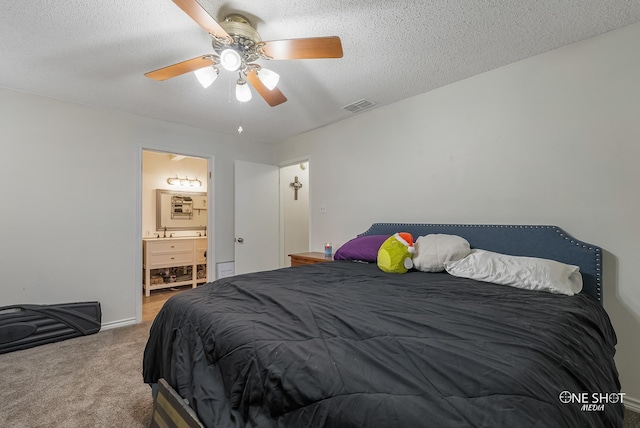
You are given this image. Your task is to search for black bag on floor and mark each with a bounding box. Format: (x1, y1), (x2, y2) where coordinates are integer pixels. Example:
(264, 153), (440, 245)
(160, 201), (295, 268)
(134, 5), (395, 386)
(0, 302), (101, 354)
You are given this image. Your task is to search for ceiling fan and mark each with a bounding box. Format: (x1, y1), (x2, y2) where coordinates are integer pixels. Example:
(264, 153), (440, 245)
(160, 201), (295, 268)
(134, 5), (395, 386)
(145, 0), (344, 107)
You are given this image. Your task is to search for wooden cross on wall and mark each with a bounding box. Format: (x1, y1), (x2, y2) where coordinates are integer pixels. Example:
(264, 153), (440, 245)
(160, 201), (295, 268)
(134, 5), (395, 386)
(290, 176), (303, 200)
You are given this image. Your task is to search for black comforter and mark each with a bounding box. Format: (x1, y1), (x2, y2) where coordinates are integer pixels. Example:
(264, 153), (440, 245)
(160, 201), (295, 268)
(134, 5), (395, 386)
(143, 261), (622, 428)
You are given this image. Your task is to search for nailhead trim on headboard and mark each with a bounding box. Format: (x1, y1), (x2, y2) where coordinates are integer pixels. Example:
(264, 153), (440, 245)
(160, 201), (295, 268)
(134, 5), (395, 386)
(556, 229), (602, 300)
(358, 223), (603, 303)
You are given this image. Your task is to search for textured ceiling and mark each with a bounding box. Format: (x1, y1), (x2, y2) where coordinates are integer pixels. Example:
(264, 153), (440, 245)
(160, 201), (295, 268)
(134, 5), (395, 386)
(1, 1), (639, 143)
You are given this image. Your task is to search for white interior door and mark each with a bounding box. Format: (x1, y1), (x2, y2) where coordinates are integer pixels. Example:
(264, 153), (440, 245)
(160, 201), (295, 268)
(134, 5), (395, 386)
(234, 160), (280, 275)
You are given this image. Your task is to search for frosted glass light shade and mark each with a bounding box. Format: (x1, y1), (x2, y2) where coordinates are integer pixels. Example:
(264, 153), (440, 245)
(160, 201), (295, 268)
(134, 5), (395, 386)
(220, 49), (242, 71)
(235, 80), (252, 102)
(257, 68), (280, 90)
(194, 66), (218, 88)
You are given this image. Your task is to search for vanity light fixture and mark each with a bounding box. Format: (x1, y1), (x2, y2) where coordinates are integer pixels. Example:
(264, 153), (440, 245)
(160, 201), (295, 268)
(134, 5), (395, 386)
(167, 176), (202, 187)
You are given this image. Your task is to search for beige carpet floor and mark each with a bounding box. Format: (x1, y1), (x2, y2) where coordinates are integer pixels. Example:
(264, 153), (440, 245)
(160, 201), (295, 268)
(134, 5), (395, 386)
(0, 322), (153, 428)
(0, 320), (639, 427)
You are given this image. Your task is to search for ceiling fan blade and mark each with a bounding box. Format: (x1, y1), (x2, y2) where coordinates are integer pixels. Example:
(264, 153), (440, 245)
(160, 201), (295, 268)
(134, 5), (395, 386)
(246, 70), (287, 107)
(172, 0), (230, 39)
(145, 56), (214, 81)
(259, 36), (343, 60)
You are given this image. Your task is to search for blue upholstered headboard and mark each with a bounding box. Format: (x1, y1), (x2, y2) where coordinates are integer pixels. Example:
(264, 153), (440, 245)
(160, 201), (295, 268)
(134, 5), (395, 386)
(359, 223), (603, 303)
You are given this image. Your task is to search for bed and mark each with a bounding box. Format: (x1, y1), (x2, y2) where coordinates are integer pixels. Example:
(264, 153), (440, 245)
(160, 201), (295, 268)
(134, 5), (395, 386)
(143, 223), (622, 427)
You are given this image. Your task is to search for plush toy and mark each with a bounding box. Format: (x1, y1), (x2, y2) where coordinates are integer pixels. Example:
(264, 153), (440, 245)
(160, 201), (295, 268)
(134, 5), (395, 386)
(377, 232), (415, 273)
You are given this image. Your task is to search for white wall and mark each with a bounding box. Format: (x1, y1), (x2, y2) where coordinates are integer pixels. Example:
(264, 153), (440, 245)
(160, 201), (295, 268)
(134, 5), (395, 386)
(0, 88), (274, 326)
(276, 23), (640, 405)
(280, 163), (310, 266)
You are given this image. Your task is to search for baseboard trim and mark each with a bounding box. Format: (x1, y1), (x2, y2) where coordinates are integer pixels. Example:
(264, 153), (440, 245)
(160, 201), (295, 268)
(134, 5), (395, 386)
(625, 395), (640, 413)
(101, 317), (137, 331)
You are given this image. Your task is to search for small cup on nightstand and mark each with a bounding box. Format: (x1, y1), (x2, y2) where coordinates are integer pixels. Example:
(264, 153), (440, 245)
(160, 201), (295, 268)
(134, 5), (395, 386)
(324, 242), (332, 257)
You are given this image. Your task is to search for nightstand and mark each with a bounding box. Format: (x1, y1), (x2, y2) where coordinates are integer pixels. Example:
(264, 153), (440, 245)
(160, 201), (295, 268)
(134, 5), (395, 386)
(289, 252), (334, 267)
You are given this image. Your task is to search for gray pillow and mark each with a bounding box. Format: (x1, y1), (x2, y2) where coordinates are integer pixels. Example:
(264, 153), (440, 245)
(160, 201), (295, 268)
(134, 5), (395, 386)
(413, 234), (471, 272)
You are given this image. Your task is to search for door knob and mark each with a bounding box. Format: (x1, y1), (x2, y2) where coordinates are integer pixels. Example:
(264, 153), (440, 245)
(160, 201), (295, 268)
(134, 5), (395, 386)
(236, 237), (244, 243)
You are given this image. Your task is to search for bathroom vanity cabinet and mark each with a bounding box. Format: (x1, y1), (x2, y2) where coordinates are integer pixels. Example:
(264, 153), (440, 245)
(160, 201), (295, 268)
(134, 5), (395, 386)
(143, 237), (208, 296)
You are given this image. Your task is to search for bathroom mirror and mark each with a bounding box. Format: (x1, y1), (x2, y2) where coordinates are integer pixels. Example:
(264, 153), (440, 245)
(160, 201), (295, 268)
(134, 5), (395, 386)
(156, 189), (207, 231)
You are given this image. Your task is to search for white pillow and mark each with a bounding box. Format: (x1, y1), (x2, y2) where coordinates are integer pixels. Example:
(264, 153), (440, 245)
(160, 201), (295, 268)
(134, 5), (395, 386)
(413, 234), (471, 272)
(443, 249), (583, 296)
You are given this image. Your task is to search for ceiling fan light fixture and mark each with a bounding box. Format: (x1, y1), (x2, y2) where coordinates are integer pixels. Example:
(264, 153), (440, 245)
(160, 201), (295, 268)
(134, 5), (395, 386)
(194, 66), (219, 88)
(257, 68), (280, 90)
(220, 49), (242, 71)
(145, 2), (344, 108)
(235, 79), (252, 102)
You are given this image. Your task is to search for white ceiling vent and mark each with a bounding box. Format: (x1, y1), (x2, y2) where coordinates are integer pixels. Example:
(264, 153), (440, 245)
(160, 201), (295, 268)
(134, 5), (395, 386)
(341, 99), (376, 113)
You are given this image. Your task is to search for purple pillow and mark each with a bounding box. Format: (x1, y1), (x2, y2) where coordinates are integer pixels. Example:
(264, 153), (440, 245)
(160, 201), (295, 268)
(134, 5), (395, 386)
(334, 235), (389, 262)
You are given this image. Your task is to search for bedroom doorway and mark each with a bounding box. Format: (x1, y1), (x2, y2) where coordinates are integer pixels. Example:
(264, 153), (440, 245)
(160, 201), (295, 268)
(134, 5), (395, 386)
(280, 161), (310, 267)
(141, 150), (211, 321)
(233, 159), (310, 273)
